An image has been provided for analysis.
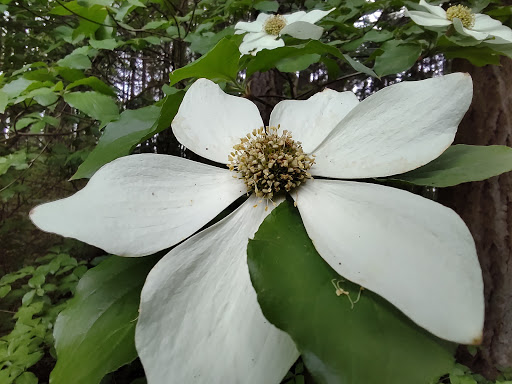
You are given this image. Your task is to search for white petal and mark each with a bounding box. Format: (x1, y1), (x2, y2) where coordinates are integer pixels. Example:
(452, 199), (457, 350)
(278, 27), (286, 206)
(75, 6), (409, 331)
(234, 14), (269, 33)
(295, 179), (484, 344)
(405, 9), (452, 27)
(473, 14), (512, 43)
(485, 34), (512, 44)
(284, 8), (334, 24)
(269, 88), (359, 153)
(418, 0), (447, 18)
(283, 11), (307, 24)
(473, 13), (503, 30)
(312, 73), (473, 178)
(281, 21), (324, 40)
(173, 79), (263, 163)
(453, 18), (488, 40)
(239, 33), (285, 55)
(241, 30), (269, 45)
(30, 154), (245, 257)
(136, 196), (299, 384)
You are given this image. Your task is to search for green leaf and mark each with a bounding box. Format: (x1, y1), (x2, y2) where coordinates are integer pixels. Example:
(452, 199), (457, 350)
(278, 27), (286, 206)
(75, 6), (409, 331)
(153, 90), (186, 133)
(246, 40), (342, 76)
(0, 151), (28, 176)
(442, 46), (502, 66)
(0, 90), (8, 113)
(14, 371), (38, 384)
(1, 78), (35, 98)
(0, 285), (11, 298)
(363, 29), (394, 42)
(27, 87), (59, 106)
(143, 36), (162, 45)
(373, 41), (422, 77)
(185, 27), (235, 55)
(469, 0), (491, 12)
(89, 39), (119, 50)
(57, 54), (92, 70)
(343, 29), (393, 50)
(390, 145), (512, 187)
(486, 5), (512, 16)
(50, 255), (160, 384)
(57, 67), (86, 82)
(437, 34), (482, 48)
(28, 274), (45, 288)
(71, 105), (160, 179)
(343, 54), (377, 77)
(169, 37), (240, 85)
(67, 77), (117, 97)
(254, 0), (279, 12)
(14, 117), (38, 130)
(63, 91), (119, 124)
(143, 20), (168, 29)
(450, 372), (478, 384)
(22, 290), (36, 306)
(276, 53), (321, 72)
(247, 200), (454, 384)
(72, 90), (184, 179)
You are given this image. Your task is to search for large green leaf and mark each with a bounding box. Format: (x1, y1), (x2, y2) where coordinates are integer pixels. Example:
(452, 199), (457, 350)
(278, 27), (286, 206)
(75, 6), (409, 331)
(89, 38), (120, 50)
(72, 91), (184, 179)
(185, 27), (235, 55)
(276, 53), (321, 72)
(1, 78), (35, 99)
(246, 40), (342, 76)
(66, 76), (117, 96)
(63, 91), (119, 125)
(390, 145), (512, 187)
(169, 37), (240, 86)
(50, 255), (160, 384)
(248, 200), (454, 384)
(442, 46), (502, 67)
(57, 53), (92, 70)
(373, 41), (422, 77)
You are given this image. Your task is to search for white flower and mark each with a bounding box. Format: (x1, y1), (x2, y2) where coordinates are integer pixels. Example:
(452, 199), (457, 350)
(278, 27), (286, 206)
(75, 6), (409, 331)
(30, 75), (484, 384)
(405, 0), (512, 44)
(235, 8), (335, 55)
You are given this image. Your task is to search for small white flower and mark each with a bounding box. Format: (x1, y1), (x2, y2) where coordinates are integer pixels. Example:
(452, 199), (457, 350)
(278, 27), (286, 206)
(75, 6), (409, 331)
(405, 0), (512, 44)
(235, 8), (335, 55)
(30, 75), (483, 383)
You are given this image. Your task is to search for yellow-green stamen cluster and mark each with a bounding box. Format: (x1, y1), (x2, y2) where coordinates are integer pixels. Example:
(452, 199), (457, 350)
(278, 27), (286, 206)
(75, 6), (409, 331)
(228, 126), (315, 200)
(446, 5), (475, 28)
(263, 15), (287, 35)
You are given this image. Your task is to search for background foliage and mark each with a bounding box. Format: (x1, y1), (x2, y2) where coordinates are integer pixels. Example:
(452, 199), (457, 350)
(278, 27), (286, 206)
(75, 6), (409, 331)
(1, 0), (512, 382)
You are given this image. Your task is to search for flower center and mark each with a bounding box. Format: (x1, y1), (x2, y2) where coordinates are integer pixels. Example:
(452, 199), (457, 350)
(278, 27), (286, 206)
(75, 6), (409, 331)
(263, 15), (287, 35)
(446, 5), (475, 28)
(228, 126), (315, 200)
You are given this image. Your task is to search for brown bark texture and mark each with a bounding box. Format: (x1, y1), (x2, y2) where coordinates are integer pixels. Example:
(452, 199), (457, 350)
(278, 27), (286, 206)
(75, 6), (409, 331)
(247, 71), (285, 124)
(440, 57), (512, 378)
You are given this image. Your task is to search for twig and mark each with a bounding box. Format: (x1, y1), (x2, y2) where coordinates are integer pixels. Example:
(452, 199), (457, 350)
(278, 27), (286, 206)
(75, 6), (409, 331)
(184, 0), (198, 38)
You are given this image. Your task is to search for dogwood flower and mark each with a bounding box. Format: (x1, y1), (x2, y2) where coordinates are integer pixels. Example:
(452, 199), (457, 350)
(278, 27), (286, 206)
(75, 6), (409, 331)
(405, 0), (512, 44)
(30, 75), (484, 384)
(235, 8), (334, 55)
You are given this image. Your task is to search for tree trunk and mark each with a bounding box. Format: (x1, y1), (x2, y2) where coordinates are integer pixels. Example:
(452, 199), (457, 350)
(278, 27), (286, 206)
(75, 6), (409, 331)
(440, 56), (512, 378)
(247, 71), (285, 125)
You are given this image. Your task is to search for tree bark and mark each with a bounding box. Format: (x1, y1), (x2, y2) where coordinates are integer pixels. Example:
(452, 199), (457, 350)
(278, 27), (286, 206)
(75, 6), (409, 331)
(247, 71), (285, 125)
(440, 57), (512, 378)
